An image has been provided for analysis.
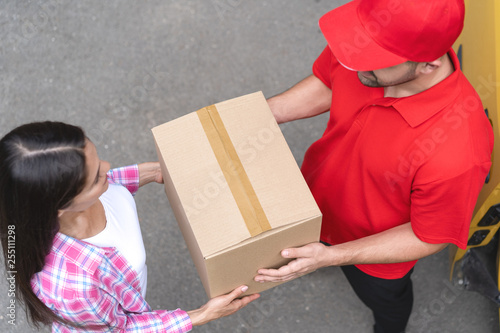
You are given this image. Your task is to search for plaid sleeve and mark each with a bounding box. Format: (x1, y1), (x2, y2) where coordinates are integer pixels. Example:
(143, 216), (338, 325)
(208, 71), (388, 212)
(40, 235), (193, 333)
(124, 309), (192, 333)
(106, 164), (140, 195)
(52, 299), (192, 333)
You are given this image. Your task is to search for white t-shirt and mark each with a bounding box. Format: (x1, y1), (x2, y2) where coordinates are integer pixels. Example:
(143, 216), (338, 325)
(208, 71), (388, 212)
(83, 184), (148, 297)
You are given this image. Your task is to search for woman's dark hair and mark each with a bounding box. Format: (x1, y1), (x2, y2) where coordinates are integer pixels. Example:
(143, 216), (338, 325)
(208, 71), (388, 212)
(0, 121), (87, 328)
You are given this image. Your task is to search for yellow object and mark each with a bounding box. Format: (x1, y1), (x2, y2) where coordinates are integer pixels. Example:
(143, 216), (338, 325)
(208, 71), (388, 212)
(196, 105), (272, 236)
(450, 0), (500, 261)
(449, 0), (500, 323)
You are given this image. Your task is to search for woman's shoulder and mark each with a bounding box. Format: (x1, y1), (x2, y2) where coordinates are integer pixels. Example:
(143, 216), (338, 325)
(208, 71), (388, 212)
(32, 234), (111, 298)
(41, 233), (107, 276)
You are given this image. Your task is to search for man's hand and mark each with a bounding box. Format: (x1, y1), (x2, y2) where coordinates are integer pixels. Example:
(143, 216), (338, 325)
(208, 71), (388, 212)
(254, 223), (450, 284)
(254, 242), (330, 283)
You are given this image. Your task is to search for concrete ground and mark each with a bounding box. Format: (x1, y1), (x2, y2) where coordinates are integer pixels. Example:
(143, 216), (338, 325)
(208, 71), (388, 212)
(0, 0), (498, 332)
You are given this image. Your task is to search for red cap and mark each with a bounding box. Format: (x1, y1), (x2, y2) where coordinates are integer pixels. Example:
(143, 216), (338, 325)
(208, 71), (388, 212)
(319, 0), (465, 71)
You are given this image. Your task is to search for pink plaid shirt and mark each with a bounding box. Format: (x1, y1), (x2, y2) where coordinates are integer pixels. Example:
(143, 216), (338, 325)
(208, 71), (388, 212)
(31, 165), (192, 332)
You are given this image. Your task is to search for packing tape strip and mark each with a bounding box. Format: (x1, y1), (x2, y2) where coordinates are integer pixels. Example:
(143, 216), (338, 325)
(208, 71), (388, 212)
(197, 105), (272, 237)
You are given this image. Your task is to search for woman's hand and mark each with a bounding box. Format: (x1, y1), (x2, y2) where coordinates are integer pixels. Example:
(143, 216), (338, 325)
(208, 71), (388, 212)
(187, 286), (260, 326)
(137, 162), (163, 187)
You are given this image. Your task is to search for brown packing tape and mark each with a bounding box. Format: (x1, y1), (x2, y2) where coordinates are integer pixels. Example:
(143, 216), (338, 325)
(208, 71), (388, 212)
(196, 105), (272, 237)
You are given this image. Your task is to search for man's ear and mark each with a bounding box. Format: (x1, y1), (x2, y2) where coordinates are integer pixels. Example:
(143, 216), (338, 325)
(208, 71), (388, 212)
(419, 57), (444, 74)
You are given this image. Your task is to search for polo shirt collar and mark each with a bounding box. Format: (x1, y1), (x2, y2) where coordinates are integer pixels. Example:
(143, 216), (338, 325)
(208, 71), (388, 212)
(377, 49), (462, 128)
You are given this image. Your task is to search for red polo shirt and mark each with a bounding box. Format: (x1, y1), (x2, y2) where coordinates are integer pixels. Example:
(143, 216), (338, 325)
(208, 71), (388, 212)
(302, 46), (493, 279)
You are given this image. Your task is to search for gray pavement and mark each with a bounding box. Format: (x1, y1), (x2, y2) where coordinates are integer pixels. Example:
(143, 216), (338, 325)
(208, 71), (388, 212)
(0, 1), (498, 332)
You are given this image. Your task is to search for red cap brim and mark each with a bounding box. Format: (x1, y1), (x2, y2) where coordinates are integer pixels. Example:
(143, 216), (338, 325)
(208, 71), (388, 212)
(319, 0), (407, 71)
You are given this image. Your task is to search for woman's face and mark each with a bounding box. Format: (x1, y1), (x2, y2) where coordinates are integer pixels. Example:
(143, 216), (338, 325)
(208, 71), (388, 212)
(59, 140), (110, 213)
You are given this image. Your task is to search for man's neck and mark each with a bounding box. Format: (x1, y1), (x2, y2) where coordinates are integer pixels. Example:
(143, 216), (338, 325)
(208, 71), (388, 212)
(384, 54), (455, 98)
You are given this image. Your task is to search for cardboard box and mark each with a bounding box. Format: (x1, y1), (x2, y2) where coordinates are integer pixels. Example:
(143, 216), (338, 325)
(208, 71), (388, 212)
(152, 91), (322, 297)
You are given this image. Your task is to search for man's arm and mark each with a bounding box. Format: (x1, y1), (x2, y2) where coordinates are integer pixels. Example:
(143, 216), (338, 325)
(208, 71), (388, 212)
(255, 222), (448, 282)
(269, 74), (332, 124)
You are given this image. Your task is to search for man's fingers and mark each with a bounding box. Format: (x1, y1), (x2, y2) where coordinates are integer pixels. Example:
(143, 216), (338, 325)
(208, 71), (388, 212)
(281, 247), (305, 258)
(257, 263), (295, 277)
(254, 243), (325, 283)
(282, 243), (318, 259)
(255, 265), (301, 283)
(254, 272), (297, 283)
